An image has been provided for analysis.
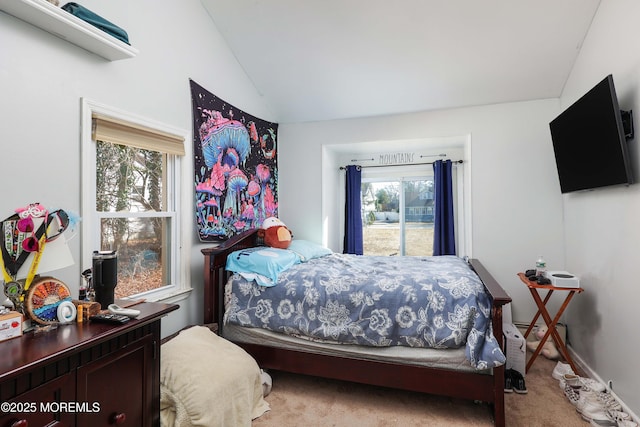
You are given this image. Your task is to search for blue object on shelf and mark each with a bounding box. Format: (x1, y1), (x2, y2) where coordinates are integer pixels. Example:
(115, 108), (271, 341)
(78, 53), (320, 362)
(61, 2), (129, 45)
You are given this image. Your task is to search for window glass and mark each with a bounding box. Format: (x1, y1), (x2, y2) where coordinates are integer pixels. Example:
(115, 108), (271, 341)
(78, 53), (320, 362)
(362, 181), (399, 256)
(99, 217), (170, 298)
(403, 178), (434, 256)
(361, 176), (434, 256)
(95, 140), (173, 298)
(96, 141), (166, 212)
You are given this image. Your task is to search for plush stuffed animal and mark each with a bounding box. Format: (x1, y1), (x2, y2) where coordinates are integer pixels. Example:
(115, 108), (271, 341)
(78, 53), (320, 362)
(526, 326), (560, 360)
(258, 217), (292, 249)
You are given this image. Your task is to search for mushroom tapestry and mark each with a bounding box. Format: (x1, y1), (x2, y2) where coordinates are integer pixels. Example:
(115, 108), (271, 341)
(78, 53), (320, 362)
(190, 79), (279, 241)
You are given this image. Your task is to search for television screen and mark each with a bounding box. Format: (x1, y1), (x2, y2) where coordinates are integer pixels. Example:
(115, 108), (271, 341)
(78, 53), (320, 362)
(549, 74), (633, 194)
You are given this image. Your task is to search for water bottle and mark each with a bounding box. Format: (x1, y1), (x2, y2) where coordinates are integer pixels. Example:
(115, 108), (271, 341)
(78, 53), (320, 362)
(535, 255), (547, 277)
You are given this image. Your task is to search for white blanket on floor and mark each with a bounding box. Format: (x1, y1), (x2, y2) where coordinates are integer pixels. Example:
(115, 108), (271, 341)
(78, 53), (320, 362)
(160, 326), (270, 427)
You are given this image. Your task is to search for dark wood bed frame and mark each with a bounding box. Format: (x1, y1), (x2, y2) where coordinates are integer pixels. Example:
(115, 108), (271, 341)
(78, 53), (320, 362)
(202, 229), (512, 426)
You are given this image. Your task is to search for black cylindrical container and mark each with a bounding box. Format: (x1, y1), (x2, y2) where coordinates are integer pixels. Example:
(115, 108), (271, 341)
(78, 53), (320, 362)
(92, 251), (118, 309)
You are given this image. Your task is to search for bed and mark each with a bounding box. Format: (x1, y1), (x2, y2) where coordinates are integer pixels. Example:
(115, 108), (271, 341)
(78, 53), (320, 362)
(202, 229), (511, 426)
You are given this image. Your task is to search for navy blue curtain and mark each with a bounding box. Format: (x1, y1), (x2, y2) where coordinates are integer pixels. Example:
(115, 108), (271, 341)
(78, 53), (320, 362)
(433, 160), (456, 256)
(343, 165), (363, 255)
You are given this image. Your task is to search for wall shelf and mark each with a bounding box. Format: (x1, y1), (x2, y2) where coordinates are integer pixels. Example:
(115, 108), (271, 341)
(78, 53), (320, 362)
(0, 0), (138, 61)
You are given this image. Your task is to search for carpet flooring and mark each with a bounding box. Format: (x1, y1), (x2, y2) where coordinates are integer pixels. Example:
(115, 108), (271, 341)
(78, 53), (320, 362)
(252, 356), (587, 426)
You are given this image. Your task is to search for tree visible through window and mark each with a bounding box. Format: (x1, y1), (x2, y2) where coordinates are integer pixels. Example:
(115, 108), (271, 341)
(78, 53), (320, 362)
(95, 141), (170, 298)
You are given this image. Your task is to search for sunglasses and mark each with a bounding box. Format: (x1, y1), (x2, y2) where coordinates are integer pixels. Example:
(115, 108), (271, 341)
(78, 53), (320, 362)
(21, 234), (41, 252)
(14, 218), (40, 253)
(45, 209), (70, 242)
(17, 217), (34, 233)
(22, 210), (69, 252)
(17, 203), (47, 219)
(9, 203), (47, 253)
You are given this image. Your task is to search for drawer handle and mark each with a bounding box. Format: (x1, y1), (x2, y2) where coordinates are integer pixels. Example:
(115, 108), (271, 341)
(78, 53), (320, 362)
(11, 420), (28, 427)
(111, 413), (126, 425)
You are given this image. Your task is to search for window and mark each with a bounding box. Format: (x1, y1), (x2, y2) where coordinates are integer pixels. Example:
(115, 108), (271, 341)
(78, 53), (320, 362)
(362, 175), (435, 256)
(81, 99), (190, 301)
(359, 161), (465, 257)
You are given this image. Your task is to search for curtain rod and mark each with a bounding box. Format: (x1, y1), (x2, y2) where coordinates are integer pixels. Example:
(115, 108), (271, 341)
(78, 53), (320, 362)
(339, 160), (463, 170)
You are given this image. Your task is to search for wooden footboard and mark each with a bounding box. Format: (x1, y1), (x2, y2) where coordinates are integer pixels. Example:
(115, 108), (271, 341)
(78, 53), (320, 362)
(468, 258), (511, 427)
(201, 230), (511, 426)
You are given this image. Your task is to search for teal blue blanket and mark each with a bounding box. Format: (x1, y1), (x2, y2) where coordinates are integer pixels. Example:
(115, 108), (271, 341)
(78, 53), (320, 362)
(62, 3), (129, 45)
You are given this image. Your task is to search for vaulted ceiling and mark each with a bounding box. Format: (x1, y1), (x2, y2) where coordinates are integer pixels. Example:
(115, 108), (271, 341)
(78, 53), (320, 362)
(202, 0), (601, 123)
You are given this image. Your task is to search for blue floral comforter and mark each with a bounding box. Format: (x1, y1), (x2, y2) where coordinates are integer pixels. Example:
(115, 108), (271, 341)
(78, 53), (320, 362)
(224, 254), (505, 369)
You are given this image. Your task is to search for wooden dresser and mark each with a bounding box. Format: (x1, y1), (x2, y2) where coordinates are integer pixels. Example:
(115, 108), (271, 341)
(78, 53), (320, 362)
(0, 301), (177, 427)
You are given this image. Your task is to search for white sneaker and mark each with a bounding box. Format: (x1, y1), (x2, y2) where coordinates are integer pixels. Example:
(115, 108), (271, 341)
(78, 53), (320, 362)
(589, 410), (637, 427)
(564, 384), (580, 406)
(589, 418), (617, 427)
(590, 413), (638, 427)
(579, 399), (613, 422)
(560, 373), (581, 390)
(580, 377), (607, 393)
(552, 361), (574, 380)
(606, 409), (632, 423)
(578, 398), (603, 415)
(560, 373), (607, 393)
(578, 390), (622, 413)
(606, 409), (638, 427)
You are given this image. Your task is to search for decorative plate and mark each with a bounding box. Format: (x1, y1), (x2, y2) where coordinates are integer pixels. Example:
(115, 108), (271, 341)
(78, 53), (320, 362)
(25, 276), (72, 325)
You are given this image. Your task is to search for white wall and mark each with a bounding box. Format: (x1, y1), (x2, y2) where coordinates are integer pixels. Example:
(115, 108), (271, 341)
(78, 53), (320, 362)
(279, 98), (567, 324)
(0, 0), (274, 337)
(560, 0), (640, 413)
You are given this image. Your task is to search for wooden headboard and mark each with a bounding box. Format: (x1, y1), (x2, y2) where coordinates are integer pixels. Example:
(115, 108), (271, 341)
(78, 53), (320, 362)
(201, 229), (261, 325)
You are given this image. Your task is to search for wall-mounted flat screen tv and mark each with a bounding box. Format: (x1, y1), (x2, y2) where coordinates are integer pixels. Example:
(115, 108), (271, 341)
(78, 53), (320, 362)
(549, 74), (633, 194)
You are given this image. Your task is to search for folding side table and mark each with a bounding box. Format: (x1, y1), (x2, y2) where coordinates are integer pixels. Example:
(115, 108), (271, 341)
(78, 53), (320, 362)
(517, 272), (583, 374)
